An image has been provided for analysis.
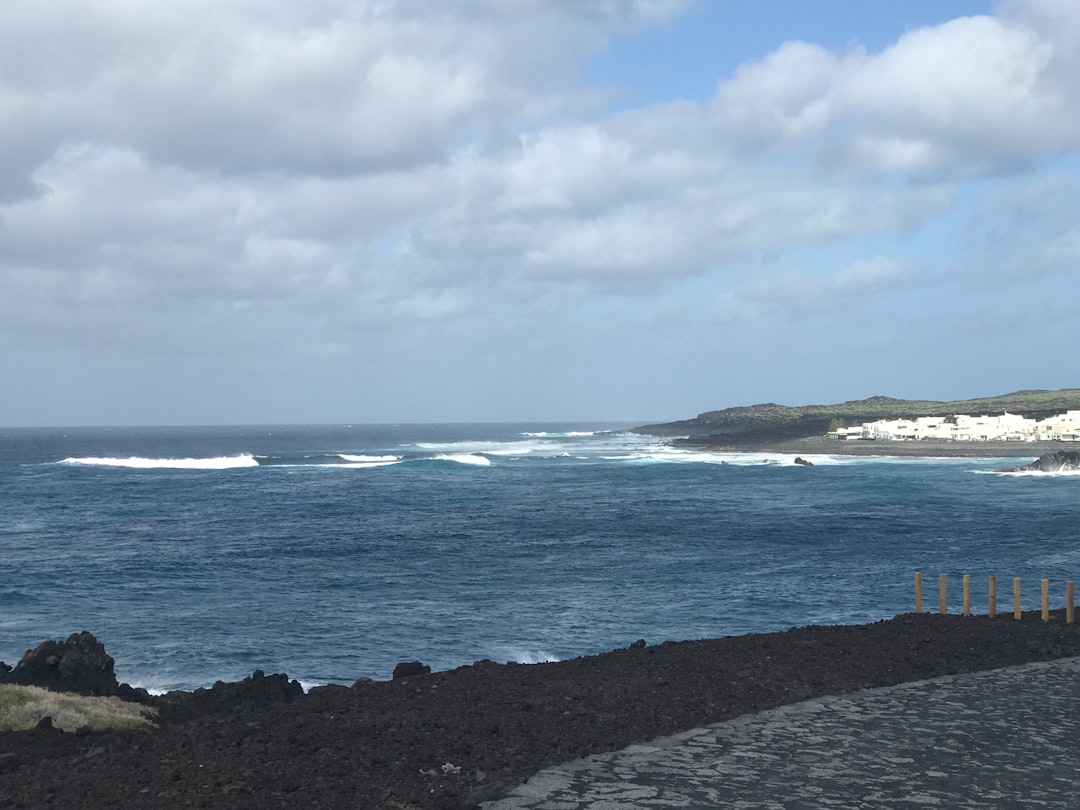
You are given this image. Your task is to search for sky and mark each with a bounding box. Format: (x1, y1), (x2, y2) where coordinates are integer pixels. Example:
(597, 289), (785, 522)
(1, 0), (1078, 427)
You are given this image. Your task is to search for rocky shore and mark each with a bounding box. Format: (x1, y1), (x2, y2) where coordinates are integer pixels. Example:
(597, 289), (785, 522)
(5, 613), (1080, 808)
(704, 436), (1071, 459)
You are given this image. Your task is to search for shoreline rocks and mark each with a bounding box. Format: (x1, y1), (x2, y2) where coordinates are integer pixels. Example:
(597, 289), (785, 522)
(0, 632), (304, 724)
(996, 451), (1080, 473)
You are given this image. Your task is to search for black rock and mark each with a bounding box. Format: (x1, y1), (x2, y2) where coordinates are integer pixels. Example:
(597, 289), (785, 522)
(306, 683), (350, 698)
(0, 632), (120, 696)
(392, 661), (431, 680)
(630, 639), (647, 649)
(794, 457), (814, 467)
(997, 451), (1080, 473)
(154, 669), (304, 722)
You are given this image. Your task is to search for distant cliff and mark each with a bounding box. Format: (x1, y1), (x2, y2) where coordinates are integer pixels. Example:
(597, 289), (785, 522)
(635, 389), (1080, 445)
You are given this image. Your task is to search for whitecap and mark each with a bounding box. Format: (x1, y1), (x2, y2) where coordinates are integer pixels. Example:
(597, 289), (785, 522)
(338, 454), (402, 463)
(433, 453), (491, 466)
(519, 431), (596, 438)
(59, 455), (259, 470)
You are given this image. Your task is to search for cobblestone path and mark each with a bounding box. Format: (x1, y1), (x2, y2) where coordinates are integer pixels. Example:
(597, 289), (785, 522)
(485, 657), (1080, 809)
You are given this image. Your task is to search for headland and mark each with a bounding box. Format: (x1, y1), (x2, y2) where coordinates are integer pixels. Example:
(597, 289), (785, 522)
(635, 388), (1080, 458)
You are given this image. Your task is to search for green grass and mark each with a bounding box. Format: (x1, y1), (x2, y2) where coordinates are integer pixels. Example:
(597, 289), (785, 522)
(0, 685), (157, 732)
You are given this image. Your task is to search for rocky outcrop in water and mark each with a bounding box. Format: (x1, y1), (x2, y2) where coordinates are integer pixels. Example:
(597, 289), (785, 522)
(998, 451), (1080, 473)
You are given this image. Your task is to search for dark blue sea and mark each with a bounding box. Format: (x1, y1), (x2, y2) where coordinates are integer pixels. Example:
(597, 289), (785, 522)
(1, 423), (1077, 693)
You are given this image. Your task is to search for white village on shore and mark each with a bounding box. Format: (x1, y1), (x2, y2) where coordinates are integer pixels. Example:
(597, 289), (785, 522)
(828, 411), (1080, 443)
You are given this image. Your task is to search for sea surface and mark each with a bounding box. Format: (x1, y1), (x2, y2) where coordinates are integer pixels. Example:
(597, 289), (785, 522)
(1, 423), (1077, 693)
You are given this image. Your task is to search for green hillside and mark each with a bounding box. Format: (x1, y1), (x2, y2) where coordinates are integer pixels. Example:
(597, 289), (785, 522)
(635, 389), (1080, 444)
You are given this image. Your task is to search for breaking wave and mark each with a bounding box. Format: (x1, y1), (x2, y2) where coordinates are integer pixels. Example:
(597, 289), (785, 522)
(519, 431), (596, 438)
(432, 454), (491, 466)
(59, 455), (259, 470)
(338, 454), (402, 464)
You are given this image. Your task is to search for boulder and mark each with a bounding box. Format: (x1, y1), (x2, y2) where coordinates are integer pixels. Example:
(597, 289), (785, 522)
(794, 457), (814, 467)
(392, 661), (431, 680)
(0, 631), (120, 696)
(997, 451), (1080, 473)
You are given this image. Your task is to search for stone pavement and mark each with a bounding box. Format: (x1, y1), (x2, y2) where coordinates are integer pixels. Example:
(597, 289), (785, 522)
(484, 657), (1080, 809)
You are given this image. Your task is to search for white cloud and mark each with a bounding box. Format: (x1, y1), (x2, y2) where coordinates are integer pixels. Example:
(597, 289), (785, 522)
(1, 0), (1079, 422)
(708, 3), (1080, 177)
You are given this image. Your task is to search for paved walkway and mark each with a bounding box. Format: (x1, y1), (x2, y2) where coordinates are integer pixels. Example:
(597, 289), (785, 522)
(484, 657), (1080, 809)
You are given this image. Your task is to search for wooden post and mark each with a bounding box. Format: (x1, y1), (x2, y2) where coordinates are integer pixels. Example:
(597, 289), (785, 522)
(1013, 577), (1021, 620)
(1042, 579), (1049, 621)
(939, 573), (947, 615)
(1068, 581), (1075, 624)
(963, 574), (971, 617)
(988, 575), (997, 618)
(914, 571), (923, 614)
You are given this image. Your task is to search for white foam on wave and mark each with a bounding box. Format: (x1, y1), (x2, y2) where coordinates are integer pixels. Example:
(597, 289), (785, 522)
(519, 431), (596, 438)
(59, 455), (259, 470)
(338, 454), (402, 464)
(433, 453), (491, 466)
(415, 439), (541, 456)
(412, 431), (655, 461)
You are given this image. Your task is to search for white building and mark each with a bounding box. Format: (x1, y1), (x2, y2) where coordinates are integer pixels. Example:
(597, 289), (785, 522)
(836, 410), (1073, 442)
(1037, 410), (1080, 441)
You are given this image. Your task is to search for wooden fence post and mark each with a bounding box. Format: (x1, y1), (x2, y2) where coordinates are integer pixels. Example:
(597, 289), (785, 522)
(1042, 579), (1050, 622)
(1013, 577), (1021, 620)
(963, 574), (971, 617)
(939, 573), (947, 615)
(914, 571), (923, 614)
(988, 575), (996, 618)
(1068, 581), (1075, 624)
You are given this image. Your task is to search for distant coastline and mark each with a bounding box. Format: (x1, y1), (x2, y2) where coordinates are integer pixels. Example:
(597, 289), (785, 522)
(635, 389), (1080, 456)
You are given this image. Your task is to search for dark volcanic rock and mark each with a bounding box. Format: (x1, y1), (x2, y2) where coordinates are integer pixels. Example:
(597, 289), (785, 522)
(393, 660), (432, 679)
(6, 615), (1080, 809)
(997, 451), (1080, 473)
(156, 669), (304, 721)
(0, 632), (120, 696)
(794, 457), (814, 467)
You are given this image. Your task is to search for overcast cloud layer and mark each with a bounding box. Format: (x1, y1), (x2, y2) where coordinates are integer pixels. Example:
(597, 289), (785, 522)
(1, 0), (1078, 426)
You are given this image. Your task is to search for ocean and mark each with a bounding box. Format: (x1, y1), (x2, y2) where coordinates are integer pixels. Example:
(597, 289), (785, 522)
(1, 423), (1077, 693)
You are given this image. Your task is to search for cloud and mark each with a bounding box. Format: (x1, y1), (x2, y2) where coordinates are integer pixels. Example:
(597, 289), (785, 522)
(709, 2), (1080, 178)
(0, 0), (681, 183)
(712, 257), (912, 322)
(1, 0), (1079, 423)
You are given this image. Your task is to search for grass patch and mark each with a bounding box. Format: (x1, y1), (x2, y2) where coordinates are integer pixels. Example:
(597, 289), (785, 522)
(0, 685), (156, 732)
